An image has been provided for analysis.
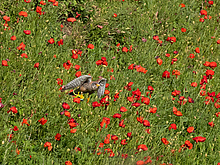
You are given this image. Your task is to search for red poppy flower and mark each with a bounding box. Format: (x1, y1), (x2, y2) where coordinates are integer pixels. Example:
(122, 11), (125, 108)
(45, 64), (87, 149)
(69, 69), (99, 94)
(57, 39), (63, 46)
(102, 60), (108, 66)
(11, 36), (16, 41)
(69, 122), (78, 128)
(162, 70), (170, 78)
(71, 53), (78, 59)
(92, 101), (101, 108)
(208, 1), (213, 5)
(23, 30), (31, 35)
(53, 1), (58, 6)
(22, 118), (30, 126)
(147, 86), (154, 91)
(199, 18), (204, 22)
(62, 102), (70, 109)
(166, 37), (176, 43)
(149, 107), (157, 113)
(44, 142), (52, 151)
(38, 117), (47, 125)
(48, 38), (55, 44)
(7, 106), (18, 114)
(34, 62), (39, 69)
(153, 35), (159, 40)
(36, 6), (42, 15)
(191, 82), (197, 87)
(120, 106), (127, 112)
(13, 126), (19, 131)
(209, 62), (217, 69)
(187, 127), (194, 133)
(98, 143), (104, 148)
(172, 106), (177, 113)
(87, 44), (94, 49)
(200, 76), (208, 85)
(96, 60), (102, 66)
(73, 65), (80, 71)
(181, 28), (186, 32)
(121, 153), (128, 159)
(165, 53), (170, 57)
(205, 70), (214, 79)
(217, 40), (220, 44)
(172, 70), (180, 78)
(44, 142), (52, 148)
(40, 1), (46, 5)
(169, 123), (177, 131)
(180, 141), (192, 151)
(111, 135), (118, 141)
(2, 60), (8, 66)
(127, 132), (132, 137)
(208, 121), (214, 127)
(132, 102), (141, 107)
(113, 113), (121, 118)
(200, 10), (207, 16)
(137, 116), (143, 123)
(189, 54), (195, 59)
(200, 90), (206, 96)
(65, 161), (72, 165)
(127, 96), (134, 102)
(55, 133), (61, 141)
(187, 96), (194, 103)
(119, 119), (125, 128)
(24, 0), (31, 2)
(63, 60), (72, 70)
(192, 136), (206, 143)
(179, 3), (185, 7)
(17, 42), (26, 50)
(73, 97), (80, 104)
(3, 16), (10, 22)
(100, 117), (110, 129)
(113, 13), (117, 17)
(215, 112), (220, 117)
(64, 111), (71, 117)
(215, 99), (220, 109)
(136, 161), (145, 165)
(161, 138), (169, 145)
(124, 82), (133, 91)
(143, 120), (150, 127)
(137, 144), (148, 151)
(19, 11), (28, 17)
(122, 47), (128, 52)
(128, 64), (135, 70)
(56, 78), (63, 85)
(195, 47), (200, 53)
(104, 136), (110, 144)
(67, 17), (76, 23)
(156, 58), (163, 65)
(174, 111), (183, 116)
(21, 53), (28, 58)
(141, 97), (150, 105)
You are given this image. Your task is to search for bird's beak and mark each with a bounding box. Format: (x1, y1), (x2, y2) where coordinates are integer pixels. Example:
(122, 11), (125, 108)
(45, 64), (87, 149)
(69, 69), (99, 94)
(96, 84), (100, 87)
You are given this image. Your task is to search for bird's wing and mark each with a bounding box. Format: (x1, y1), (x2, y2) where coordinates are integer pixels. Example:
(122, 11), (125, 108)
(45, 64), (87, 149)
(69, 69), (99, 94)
(97, 78), (107, 98)
(61, 75), (92, 91)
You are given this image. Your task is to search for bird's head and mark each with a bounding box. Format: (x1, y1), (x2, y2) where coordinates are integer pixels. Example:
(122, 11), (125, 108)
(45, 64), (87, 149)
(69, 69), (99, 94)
(91, 83), (100, 90)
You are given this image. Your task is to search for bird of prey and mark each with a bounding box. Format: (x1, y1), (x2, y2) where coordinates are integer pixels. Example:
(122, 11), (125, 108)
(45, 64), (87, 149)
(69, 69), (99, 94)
(61, 75), (107, 99)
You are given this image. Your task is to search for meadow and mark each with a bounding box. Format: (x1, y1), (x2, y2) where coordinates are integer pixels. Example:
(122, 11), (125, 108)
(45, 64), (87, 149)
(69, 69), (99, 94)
(0, 0), (220, 164)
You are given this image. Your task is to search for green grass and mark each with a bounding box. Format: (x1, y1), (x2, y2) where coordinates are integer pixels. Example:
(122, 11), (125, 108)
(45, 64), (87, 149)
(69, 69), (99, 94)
(0, 0), (220, 164)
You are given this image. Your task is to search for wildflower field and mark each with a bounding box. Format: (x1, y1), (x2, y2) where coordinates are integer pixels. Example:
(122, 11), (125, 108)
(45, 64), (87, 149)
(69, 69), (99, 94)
(1, 0), (220, 164)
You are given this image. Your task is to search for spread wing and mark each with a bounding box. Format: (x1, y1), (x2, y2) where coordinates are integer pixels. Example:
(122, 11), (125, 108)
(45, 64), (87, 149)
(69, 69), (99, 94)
(61, 75), (92, 92)
(97, 78), (107, 98)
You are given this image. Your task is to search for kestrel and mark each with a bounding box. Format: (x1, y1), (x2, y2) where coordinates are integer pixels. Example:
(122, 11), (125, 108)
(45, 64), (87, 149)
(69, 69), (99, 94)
(61, 75), (107, 98)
